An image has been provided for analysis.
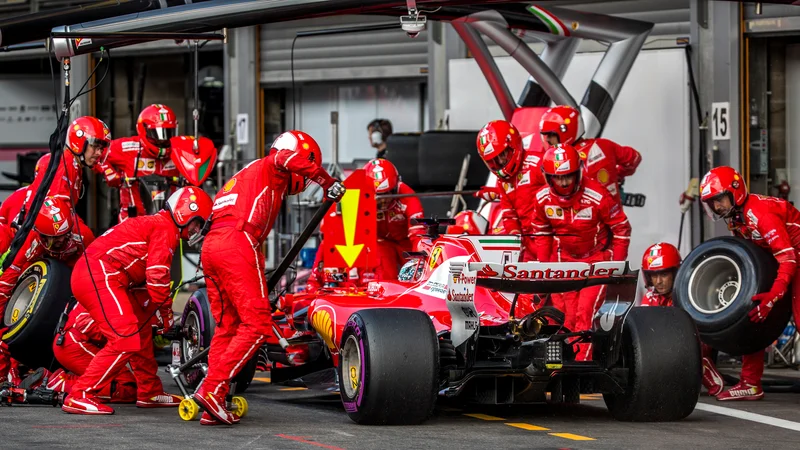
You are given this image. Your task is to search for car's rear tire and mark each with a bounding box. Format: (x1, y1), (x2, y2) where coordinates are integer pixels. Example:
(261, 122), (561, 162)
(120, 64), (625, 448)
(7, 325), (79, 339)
(180, 288), (257, 393)
(603, 307), (701, 422)
(2, 259), (71, 370)
(673, 236), (792, 355)
(338, 308), (438, 425)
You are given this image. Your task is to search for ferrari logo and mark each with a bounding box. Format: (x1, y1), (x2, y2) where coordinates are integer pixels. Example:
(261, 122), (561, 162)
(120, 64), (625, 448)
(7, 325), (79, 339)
(429, 246), (443, 269)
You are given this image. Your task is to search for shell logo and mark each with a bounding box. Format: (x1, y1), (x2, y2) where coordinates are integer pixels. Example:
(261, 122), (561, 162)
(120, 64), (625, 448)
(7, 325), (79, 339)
(546, 207), (555, 216)
(222, 178), (236, 193)
(597, 168), (609, 184)
(311, 309), (336, 349)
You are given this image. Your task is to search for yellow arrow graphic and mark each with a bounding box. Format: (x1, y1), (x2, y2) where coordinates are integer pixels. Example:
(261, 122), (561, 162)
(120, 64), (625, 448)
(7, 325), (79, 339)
(335, 189), (364, 267)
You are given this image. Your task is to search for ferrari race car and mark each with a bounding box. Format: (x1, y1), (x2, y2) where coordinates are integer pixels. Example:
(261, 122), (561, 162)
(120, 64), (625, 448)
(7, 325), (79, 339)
(176, 219), (702, 425)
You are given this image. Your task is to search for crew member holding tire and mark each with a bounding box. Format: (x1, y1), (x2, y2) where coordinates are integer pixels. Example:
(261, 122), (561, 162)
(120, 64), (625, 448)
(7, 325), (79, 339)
(196, 130), (345, 426)
(476, 120), (546, 261)
(539, 105), (641, 203)
(0, 196), (95, 383)
(532, 144), (631, 360)
(699, 166), (800, 401)
(93, 104), (177, 222)
(47, 302), (139, 403)
(639, 242), (725, 396)
(62, 186), (212, 415)
(363, 158), (425, 280)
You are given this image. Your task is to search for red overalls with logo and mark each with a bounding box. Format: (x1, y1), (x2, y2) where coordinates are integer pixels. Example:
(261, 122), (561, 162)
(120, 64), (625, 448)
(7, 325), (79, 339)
(375, 182), (425, 280)
(573, 138), (641, 203)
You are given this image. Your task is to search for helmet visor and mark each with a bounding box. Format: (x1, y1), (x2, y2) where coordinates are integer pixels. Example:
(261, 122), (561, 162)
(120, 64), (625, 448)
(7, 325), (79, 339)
(485, 146), (513, 174)
(145, 127), (177, 148)
(85, 136), (110, 151)
(702, 192), (734, 221)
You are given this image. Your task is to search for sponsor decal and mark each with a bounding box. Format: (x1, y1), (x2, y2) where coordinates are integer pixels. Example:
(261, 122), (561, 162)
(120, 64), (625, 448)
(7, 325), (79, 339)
(429, 246), (443, 269)
(587, 143), (605, 165)
(545, 206), (564, 220)
(446, 262), (479, 346)
(597, 168), (609, 184)
(212, 194), (238, 210)
(574, 207), (593, 220)
(472, 261), (626, 281)
(222, 178), (237, 193)
(311, 308), (336, 349)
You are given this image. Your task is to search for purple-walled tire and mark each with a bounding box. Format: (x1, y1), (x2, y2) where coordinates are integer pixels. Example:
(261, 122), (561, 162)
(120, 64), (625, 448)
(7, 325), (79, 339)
(338, 308), (438, 425)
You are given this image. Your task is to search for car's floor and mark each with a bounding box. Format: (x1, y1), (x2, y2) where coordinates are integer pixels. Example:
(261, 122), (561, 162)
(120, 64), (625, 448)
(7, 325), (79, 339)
(2, 367), (800, 450)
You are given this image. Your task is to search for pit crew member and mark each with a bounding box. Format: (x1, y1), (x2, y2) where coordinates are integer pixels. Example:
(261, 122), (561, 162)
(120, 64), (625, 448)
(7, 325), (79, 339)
(364, 158), (425, 279)
(47, 302), (140, 403)
(539, 105), (641, 202)
(532, 144), (631, 360)
(0, 196), (95, 384)
(197, 130), (345, 425)
(62, 186), (212, 415)
(476, 120), (546, 261)
(93, 104), (177, 222)
(639, 242), (725, 396)
(699, 166), (800, 401)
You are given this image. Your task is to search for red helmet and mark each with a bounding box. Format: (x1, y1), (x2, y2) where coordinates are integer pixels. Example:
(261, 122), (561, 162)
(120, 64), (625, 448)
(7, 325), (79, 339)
(137, 104), (178, 155)
(642, 242), (681, 287)
(35, 197), (73, 251)
(477, 120), (524, 179)
(165, 186), (213, 241)
(363, 158), (399, 195)
(541, 144), (583, 199)
(271, 130), (323, 194)
(699, 166), (748, 220)
(539, 105), (583, 146)
(66, 116), (111, 165)
(447, 211), (488, 235)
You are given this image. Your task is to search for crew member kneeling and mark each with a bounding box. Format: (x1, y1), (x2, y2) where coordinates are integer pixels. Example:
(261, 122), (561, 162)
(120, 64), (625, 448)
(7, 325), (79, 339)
(62, 186), (212, 415)
(639, 242), (725, 396)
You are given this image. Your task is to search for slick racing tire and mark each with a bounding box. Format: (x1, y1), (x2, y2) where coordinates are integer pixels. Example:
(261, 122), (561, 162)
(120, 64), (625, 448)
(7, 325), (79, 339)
(603, 307), (701, 422)
(673, 236), (792, 355)
(2, 259), (72, 370)
(338, 308), (438, 425)
(180, 288), (258, 394)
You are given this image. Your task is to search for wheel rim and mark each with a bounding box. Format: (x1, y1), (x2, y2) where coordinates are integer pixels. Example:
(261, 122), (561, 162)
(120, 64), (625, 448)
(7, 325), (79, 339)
(687, 255), (742, 314)
(182, 310), (201, 361)
(341, 335), (362, 399)
(3, 274), (39, 327)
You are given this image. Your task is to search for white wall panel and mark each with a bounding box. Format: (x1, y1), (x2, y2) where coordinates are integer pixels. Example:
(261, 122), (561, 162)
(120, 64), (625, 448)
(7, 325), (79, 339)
(449, 48), (691, 267)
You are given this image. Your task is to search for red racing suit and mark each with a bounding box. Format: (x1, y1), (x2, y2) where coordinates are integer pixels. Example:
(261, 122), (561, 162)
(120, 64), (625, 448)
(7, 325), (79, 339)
(68, 211), (178, 401)
(374, 182), (425, 280)
(640, 288), (672, 307)
(0, 187), (27, 260)
(725, 194), (800, 386)
(25, 151), (84, 209)
(200, 152), (336, 400)
(532, 178), (631, 359)
(491, 150), (546, 261)
(93, 136), (171, 222)
(573, 138), (641, 202)
(50, 302), (141, 403)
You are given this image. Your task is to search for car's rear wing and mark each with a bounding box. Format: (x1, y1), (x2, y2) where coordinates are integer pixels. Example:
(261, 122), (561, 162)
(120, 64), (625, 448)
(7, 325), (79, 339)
(467, 261), (639, 294)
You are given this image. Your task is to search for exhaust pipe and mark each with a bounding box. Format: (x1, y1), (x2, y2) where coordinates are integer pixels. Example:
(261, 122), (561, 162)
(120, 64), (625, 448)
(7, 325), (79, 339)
(0, 1), (212, 48)
(51, 0), (400, 59)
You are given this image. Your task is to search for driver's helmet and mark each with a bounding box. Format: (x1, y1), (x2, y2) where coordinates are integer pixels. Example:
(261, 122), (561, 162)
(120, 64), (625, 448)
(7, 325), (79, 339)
(447, 211), (488, 235)
(641, 242), (681, 287)
(699, 166), (748, 220)
(398, 258), (425, 282)
(476, 120), (524, 180)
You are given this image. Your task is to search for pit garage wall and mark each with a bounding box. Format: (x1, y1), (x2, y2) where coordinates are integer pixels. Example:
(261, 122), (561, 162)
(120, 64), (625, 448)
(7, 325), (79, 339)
(448, 48), (691, 269)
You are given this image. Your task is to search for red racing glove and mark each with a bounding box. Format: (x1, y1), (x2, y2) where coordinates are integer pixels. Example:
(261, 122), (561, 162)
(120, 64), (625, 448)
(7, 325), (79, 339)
(749, 283), (786, 323)
(475, 186), (504, 202)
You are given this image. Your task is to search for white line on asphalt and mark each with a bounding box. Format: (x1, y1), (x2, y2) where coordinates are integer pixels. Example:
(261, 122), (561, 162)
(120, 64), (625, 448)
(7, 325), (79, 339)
(695, 403), (800, 432)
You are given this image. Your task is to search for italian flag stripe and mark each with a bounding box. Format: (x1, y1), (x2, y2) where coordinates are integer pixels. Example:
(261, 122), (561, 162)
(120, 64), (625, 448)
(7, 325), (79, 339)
(479, 239), (520, 244)
(481, 246), (519, 251)
(526, 5), (570, 37)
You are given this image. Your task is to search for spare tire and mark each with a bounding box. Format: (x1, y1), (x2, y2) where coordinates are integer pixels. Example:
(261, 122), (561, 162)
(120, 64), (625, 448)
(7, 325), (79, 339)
(2, 259), (72, 369)
(673, 236), (792, 355)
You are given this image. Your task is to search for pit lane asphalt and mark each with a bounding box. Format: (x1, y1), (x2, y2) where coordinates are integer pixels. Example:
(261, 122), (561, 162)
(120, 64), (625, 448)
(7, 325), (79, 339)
(2, 366), (800, 450)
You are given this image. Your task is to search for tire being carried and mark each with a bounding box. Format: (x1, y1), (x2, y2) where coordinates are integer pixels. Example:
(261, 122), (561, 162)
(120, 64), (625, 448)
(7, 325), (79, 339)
(2, 258), (72, 370)
(673, 236), (792, 355)
(604, 306), (701, 422)
(179, 288), (257, 393)
(338, 308), (438, 425)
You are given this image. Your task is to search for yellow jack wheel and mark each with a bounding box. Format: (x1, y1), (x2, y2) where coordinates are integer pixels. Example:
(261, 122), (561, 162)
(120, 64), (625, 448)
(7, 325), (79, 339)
(231, 396), (248, 418)
(178, 398), (201, 421)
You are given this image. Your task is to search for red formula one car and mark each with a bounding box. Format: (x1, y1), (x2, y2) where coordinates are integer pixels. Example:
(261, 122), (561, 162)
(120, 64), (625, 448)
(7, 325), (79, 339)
(175, 171), (702, 426)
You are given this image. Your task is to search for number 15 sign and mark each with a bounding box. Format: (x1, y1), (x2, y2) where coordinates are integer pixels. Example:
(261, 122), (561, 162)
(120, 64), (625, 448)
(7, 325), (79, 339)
(711, 102), (730, 141)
